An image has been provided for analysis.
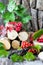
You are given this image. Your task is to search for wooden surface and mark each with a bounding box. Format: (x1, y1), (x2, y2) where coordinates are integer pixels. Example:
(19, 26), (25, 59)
(30, 0), (43, 31)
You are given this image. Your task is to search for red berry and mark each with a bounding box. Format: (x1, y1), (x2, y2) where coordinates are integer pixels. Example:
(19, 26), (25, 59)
(21, 41), (33, 49)
(22, 45), (25, 49)
(8, 22), (22, 32)
(13, 26), (16, 29)
(0, 32), (2, 35)
(17, 22), (22, 27)
(28, 43), (34, 47)
(8, 22), (13, 24)
(30, 44), (34, 46)
(26, 44), (29, 48)
(38, 39), (43, 42)
(6, 27), (14, 32)
(13, 22), (17, 25)
(22, 41), (26, 46)
(37, 35), (43, 43)
(21, 41), (27, 49)
(30, 37), (33, 42)
(28, 43), (31, 46)
(15, 26), (21, 32)
(0, 25), (4, 30)
(29, 33), (33, 41)
(28, 48), (37, 54)
(39, 35), (43, 39)
(8, 22), (17, 25)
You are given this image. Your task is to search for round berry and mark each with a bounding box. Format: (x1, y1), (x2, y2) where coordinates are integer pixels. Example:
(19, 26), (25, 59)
(6, 26), (14, 32)
(8, 22), (17, 25)
(13, 22), (17, 25)
(15, 26), (21, 32)
(37, 35), (43, 43)
(28, 48), (37, 54)
(0, 25), (4, 30)
(17, 22), (22, 27)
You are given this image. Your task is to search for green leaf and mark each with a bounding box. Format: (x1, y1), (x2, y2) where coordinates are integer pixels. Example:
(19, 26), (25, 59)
(24, 52), (36, 61)
(14, 5), (31, 23)
(14, 10), (23, 17)
(0, 42), (4, 47)
(4, 19), (9, 24)
(3, 12), (15, 23)
(34, 45), (41, 52)
(14, 5), (27, 17)
(11, 54), (24, 62)
(14, 5), (19, 11)
(22, 15), (31, 23)
(33, 29), (43, 40)
(0, 2), (6, 13)
(0, 42), (9, 57)
(0, 50), (9, 57)
(0, 42), (5, 50)
(17, 47), (22, 50)
(7, 0), (16, 12)
(10, 13), (15, 21)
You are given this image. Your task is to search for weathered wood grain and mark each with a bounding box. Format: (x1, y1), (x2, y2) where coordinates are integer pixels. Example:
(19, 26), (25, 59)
(30, 0), (36, 8)
(30, 0), (43, 10)
(38, 11), (43, 29)
(36, 0), (43, 10)
(31, 8), (38, 31)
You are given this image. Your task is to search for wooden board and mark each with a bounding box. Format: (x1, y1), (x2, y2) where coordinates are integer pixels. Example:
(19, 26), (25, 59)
(30, 0), (43, 10)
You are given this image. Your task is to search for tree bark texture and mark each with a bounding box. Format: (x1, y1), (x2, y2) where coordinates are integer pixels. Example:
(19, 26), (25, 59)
(0, 0), (43, 31)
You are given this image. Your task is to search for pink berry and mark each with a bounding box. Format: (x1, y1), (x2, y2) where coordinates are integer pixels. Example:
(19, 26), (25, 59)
(0, 25), (4, 30)
(13, 22), (17, 25)
(39, 35), (43, 39)
(37, 39), (43, 42)
(6, 26), (14, 32)
(8, 22), (17, 26)
(37, 35), (43, 43)
(21, 41), (33, 49)
(28, 48), (37, 54)
(15, 27), (21, 32)
(8, 22), (13, 24)
(17, 22), (22, 27)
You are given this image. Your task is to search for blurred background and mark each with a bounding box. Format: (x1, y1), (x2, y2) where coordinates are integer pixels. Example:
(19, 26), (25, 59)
(0, 0), (43, 31)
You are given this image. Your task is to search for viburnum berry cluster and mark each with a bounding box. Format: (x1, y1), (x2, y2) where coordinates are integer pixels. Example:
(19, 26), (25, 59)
(0, 25), (4, 30)
(21, 41), (37, 54)
(0, 25), (7, 36)
(28, 48), (37, 54)
(21, 41), (34, 49)
(0, 25), (4, 35)
(37, 35), (43, 43)
(5, 22), (22, 32)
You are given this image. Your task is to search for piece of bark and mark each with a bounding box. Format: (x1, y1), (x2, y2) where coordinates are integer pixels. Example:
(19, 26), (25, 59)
(12, 40), (20, 49)
(18, 31), (29, 41)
